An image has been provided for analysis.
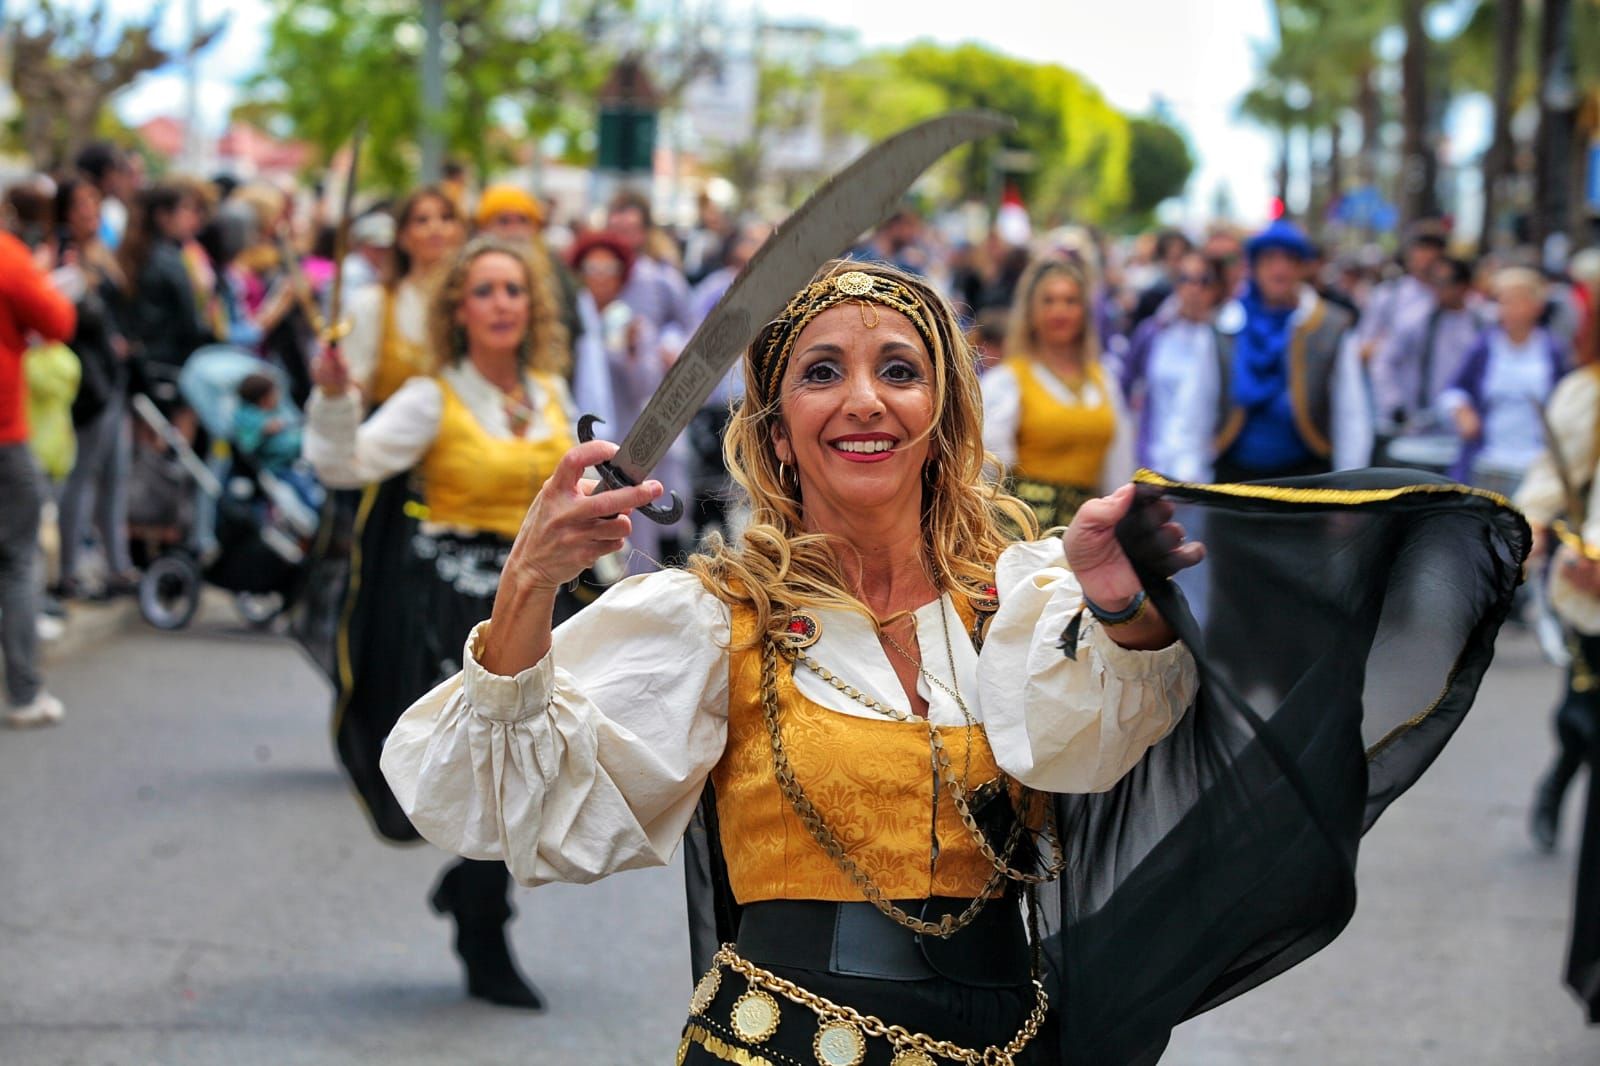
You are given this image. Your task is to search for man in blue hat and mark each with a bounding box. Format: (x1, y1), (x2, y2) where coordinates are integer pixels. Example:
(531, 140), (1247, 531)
(1210, 219), (1372, 482)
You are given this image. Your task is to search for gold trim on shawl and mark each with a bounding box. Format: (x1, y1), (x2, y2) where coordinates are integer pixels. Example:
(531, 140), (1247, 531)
(1132, 469), (1514, 511)
(1132, 467), (1516, 763)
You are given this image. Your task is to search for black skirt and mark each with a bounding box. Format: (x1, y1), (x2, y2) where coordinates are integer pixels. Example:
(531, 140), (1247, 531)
(1565, 635), (1600, 1022)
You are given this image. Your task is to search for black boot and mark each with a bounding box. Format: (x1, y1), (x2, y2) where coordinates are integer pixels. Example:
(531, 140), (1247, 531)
(429, 859), (544, 1010)
(1531, 772), (1564, 852)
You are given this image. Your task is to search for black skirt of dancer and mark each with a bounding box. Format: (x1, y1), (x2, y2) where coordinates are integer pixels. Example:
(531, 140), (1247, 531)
(331, 475), (437, 841)
(1563, 635), (1600, 1022)
(685, 468), (1528, 1066)
(1005, 475), (1095, 532)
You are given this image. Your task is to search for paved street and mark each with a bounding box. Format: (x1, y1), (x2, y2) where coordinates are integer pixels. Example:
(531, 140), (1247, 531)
(3, 603), (1598, 1065)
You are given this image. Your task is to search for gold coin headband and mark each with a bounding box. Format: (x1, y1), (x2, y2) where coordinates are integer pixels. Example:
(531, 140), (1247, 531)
(752, 270), (941, 406)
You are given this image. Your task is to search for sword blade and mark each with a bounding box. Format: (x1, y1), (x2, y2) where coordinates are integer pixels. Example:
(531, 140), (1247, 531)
(327, 122), (367, 340)
(606, 111), (1012, 483)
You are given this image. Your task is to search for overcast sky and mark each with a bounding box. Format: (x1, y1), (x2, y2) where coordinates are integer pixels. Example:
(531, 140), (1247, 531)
(106, 0), (1282, 225)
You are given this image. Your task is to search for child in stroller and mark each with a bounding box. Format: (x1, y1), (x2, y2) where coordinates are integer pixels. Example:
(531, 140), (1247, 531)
(233, 372), (324, 515)
(128, 347), (321, 629)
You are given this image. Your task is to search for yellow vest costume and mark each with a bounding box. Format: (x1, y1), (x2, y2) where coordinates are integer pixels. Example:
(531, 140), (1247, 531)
(711, 604), (1006, 904)
(369, 286), (433, 406)
(418, 373), (573, 539)
(1004, 355), (1117, 528)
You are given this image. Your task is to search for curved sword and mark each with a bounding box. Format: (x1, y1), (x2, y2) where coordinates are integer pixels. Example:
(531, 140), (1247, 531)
(584, 110), (1015, 523)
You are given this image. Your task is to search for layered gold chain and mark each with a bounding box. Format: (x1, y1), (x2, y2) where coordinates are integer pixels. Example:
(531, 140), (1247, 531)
(786, 644), (1067, 886)
(712, 945), (1049, 1066)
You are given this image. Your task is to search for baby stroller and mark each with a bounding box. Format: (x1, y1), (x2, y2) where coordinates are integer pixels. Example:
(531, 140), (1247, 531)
(128, 346), (318, 630)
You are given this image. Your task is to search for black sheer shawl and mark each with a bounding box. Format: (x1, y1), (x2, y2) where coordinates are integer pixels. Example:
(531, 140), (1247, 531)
(685, 469), (1529, 1064)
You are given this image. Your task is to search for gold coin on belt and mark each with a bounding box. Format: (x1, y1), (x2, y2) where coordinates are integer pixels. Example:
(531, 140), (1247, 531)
(813, 1020), (866, 1066)
(731, 987), (781, 1044)
(689, 967), (721, 1015)
(888, 1049), (936, 1066)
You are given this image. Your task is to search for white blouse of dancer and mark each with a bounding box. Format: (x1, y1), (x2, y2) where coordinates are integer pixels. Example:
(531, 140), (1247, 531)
(1520, 366), (1600, 634)
(381, 537), (1199, 888)
(304, 360), (575, 490)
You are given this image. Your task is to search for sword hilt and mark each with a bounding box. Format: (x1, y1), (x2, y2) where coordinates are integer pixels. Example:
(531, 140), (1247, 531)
(577, 414), (684, 526)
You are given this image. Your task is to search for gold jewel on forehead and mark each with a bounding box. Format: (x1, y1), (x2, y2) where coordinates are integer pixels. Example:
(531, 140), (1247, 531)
(755, 272), (940, 403)
(834, 270), (875, 296)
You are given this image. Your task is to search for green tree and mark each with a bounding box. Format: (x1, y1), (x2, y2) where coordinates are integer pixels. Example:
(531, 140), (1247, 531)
(4, 0), (223, 169)
(822, 42), (1167, 226)
(243, 0), (629, 189)
(1124, 117), (1194, 224)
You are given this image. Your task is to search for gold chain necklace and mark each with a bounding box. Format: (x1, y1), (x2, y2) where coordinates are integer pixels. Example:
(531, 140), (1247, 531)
(879, 600), (977, 799)
(788, 646), (1066, 885)
(879, 602), (977, 726)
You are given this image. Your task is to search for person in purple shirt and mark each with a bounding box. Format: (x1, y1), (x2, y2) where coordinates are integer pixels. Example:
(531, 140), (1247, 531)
(1436, 267), (1568, 487)
(606, 190), (692, 352)
(1358, 223), (1447, 368)
(1373, 255), (1486, 436)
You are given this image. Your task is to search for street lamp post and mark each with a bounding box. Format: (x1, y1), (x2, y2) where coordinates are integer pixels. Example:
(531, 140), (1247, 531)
(420, 0), (445, 184)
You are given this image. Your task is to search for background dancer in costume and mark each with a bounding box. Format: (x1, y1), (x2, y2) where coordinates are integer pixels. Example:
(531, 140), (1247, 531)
(1516, 322), (1600, 1020)
(297, 185), (466, 836)
(307, 236), (573, 1008)
(982, 254), (1134, 528)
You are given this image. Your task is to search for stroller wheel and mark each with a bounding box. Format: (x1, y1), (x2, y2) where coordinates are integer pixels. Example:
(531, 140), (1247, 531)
(234, 591), (285, 628)
(139, 553), (203, 630)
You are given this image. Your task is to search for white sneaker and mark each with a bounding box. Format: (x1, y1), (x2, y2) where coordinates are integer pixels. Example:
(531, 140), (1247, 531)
(6, 692), (64, 728)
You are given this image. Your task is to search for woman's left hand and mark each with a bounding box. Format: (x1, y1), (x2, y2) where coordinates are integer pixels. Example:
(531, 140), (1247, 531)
(1064, 484), (1205, 610)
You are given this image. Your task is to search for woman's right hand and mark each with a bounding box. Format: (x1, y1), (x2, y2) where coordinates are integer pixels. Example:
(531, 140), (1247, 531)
(311, 343), (351, 397)
(1453, 404), (1482, 442)
(503, 438), (662, 592)
(482, 439), (662, 677)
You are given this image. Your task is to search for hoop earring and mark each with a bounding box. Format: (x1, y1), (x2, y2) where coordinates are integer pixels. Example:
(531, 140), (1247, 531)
(777, 461), (788, 487)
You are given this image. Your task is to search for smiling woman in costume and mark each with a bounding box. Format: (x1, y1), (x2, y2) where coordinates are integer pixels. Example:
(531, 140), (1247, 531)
(379, 259), (1526, 1065)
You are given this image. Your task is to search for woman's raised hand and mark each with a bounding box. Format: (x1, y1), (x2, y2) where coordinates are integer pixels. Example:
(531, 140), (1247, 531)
(503, 438), (662, 592)
(1064, 484), (1205, 609)
(311, 342), (351, 398)
(482, 439), (662, 676)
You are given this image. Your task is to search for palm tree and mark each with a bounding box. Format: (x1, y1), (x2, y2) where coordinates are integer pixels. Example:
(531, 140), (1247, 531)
(1399, 0), (1443, 225)
(1240, 78), (1300, 215)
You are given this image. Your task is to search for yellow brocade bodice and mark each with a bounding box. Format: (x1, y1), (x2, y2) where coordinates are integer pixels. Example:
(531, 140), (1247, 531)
(417, 375), (573, 539)
(369, 286), (433, 405)
(710, 606), (1005, 904)
(1008, 355), (1116, 490)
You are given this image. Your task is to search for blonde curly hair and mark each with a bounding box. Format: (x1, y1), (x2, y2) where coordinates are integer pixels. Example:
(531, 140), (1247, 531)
(686, 259), (1036, 648)
(425, 235), (569, 378)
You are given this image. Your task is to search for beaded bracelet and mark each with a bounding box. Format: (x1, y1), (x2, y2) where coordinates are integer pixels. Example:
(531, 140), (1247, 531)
(1082, 589), (1148, 627)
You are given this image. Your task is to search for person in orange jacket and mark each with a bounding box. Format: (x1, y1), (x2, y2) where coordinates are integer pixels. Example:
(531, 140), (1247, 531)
(0, 225), (77, 728)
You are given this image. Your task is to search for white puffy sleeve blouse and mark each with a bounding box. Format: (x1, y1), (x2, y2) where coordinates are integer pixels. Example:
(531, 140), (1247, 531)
(380, 537), (1198, 887)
